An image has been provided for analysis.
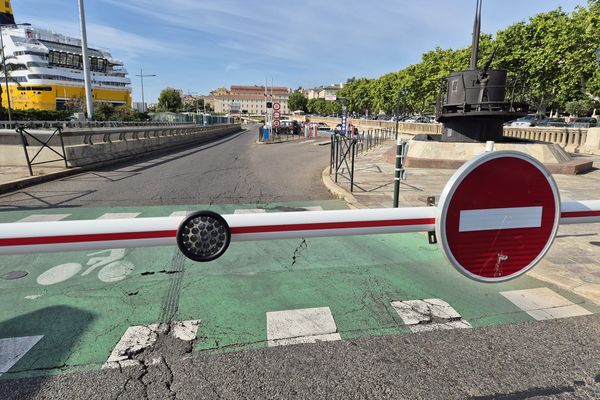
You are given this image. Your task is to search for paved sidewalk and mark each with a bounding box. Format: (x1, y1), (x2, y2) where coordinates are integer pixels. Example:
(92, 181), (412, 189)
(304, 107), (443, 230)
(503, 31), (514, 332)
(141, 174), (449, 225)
(326, 139), (600, 305)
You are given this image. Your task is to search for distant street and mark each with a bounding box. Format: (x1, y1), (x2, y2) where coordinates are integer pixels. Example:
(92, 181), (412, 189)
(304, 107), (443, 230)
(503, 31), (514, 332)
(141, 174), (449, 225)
(0, 124), (331, 210)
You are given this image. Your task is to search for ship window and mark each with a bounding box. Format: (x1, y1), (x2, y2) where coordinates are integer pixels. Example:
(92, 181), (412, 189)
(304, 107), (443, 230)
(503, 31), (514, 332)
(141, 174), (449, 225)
(60, 53), (67, 65)
(67, 54), (74, 66)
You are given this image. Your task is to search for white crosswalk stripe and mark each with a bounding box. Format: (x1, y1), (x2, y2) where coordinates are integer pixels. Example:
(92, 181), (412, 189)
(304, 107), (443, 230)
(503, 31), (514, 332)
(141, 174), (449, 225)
(266, 307), (341, 347)
(17, 214), (71, 222)
(102, 320), (200, 369)
(234, 209), (266, 214)
(169, 211), (191, 217)
(500, 287), (592, 320)
(97, 213), (141, 220)
(391, 299), (472, 333)
(0, 335), (44, 376)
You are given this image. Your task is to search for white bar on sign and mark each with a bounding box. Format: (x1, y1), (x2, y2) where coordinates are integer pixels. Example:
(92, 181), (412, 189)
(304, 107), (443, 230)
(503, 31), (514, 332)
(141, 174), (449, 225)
(459, 206), (542, 232)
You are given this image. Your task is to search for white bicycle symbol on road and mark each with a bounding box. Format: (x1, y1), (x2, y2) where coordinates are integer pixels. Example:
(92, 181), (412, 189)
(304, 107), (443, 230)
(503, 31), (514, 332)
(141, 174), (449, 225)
(36, 249), (135, 285)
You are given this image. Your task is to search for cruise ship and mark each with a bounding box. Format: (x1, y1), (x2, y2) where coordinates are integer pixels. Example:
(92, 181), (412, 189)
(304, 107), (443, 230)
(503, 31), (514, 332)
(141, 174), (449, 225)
(0, 0), (131, 111)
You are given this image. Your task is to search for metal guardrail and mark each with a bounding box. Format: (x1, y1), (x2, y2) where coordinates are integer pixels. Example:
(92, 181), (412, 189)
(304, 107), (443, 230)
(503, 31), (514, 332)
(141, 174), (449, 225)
(0, 120), (197, 130)
(14, 123), (241, 175)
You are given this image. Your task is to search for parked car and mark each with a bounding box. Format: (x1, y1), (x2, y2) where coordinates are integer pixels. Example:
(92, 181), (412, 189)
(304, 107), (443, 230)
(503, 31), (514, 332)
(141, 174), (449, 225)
(404, 116), (431, 123)
(540, 118), (568, 127)
(569, 117), (597, 128)
(317, 122), (330, 130)
(510, 114), (547, 127)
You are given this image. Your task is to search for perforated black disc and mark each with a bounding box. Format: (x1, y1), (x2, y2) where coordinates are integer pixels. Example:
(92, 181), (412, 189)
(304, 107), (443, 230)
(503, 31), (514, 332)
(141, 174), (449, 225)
(176, 211), (231, 262)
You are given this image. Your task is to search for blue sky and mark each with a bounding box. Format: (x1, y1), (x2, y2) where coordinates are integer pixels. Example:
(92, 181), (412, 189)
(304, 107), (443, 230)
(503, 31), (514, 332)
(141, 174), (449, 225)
(13, 0), (587, 103)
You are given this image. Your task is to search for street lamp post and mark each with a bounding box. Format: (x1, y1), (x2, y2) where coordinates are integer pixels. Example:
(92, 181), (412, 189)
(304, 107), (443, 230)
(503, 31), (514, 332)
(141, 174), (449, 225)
(77, 0), (94, 120)
(135, 68), (156, 113)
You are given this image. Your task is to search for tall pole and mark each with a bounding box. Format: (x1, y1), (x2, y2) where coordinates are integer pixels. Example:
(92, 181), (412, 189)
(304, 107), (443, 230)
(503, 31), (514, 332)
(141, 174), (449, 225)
(135, 68), (156, 112)
(140, 68), (145, 112)
(78, 0), (94, 119)
(0, 25), (12, 122)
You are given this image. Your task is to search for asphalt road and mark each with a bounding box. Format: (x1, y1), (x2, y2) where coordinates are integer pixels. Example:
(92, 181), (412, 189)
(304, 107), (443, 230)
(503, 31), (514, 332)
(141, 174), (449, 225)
(2, 125), (600, 399)
(0, 124), (331, 210)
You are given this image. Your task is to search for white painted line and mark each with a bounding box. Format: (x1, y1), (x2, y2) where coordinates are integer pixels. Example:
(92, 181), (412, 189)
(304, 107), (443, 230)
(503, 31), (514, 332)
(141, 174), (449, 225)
(24, 295), (42, 300)
(234, 209), (266, 214)
(459, 206), (542, 232)
(500, 287), (592, 321)
(169, 211), (190, 217)
(102, 320), (200, 369)
(17, 214), (71, 223)
(266, 307), (340, 347)
(0, 335), (44, 376)
(391, 299), (472, 333)
(97, 213), (141, 220)
(171, 320), (200, 341)
(302, 206), (324, 211)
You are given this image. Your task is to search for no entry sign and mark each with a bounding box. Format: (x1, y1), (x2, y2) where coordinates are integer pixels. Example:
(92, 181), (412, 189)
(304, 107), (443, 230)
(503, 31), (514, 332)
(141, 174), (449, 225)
(436, 151), (560, 282)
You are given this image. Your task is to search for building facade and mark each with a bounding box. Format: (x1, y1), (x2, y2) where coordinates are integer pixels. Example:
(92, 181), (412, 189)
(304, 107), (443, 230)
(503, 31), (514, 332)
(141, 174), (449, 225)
(205, 85), (290, 115)
(306, 84), (343, 100)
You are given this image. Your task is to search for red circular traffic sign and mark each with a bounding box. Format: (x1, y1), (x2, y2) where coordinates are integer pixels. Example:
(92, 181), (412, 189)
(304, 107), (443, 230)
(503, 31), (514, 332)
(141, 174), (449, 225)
(272, 120), (281, 128)
(436, 151), (560, 282)
(273, 102), (281, 111)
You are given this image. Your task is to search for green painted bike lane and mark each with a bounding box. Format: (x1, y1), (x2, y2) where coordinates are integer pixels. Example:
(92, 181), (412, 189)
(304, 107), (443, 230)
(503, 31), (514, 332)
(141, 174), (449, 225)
(0, 200), (598, 379)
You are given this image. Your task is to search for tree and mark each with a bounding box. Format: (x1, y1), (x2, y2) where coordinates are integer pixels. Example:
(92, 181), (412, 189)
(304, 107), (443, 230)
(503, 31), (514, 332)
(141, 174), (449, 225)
(288, 91), (308, 112)
(158, 87), (183, 112)
(565, 99), (592, 116)
(93, 102), (114, 121)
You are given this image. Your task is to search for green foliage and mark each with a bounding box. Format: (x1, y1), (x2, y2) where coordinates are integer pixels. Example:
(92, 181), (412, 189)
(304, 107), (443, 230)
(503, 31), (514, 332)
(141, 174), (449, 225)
(336, 2), (599, 115)
(288, 91), (308, 112)
(306, 98), (342, 115)
(565, 99), (592, 116)
(92, 102), (148, 121)
(158, 87), (183, 112)
(6, 109), (71, 121)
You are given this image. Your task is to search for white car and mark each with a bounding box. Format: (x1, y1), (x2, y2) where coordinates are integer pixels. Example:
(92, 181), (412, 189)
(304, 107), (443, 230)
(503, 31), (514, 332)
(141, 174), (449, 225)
(510, 114), (547, 127)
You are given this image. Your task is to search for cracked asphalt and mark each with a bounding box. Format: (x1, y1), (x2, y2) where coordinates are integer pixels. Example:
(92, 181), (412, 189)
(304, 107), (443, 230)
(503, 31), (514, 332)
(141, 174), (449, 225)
(2, 125), (600, 398)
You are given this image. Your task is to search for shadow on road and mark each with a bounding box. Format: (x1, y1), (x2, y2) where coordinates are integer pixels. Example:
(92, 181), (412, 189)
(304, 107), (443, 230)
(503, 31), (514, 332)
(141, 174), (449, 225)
(0, 305), (96, 399)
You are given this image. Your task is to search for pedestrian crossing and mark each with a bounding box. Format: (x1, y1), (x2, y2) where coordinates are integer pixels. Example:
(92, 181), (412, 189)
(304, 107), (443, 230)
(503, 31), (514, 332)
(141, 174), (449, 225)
(0, 286), (594, 376)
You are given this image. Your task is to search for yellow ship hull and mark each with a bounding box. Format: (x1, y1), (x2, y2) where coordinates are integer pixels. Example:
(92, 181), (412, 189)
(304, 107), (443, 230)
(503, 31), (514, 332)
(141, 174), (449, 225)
(2, 84), (132, 111)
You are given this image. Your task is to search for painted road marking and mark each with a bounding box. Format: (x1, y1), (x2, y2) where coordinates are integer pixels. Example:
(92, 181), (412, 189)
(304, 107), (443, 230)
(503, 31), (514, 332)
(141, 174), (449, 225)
(169, 211), (191, 217)
(266, 307), (341, 347)
(0, 335), (44, 376)
(500, 287), (592, 320)
(17, 214), (71, 223)
(97, 213), (141, 220)
(391, 299), (472, 333)
(102, 320), (200, 369)
(459, 206), (542, 232)
(234, 209), (266, 214)
(302, 206), (324, 211)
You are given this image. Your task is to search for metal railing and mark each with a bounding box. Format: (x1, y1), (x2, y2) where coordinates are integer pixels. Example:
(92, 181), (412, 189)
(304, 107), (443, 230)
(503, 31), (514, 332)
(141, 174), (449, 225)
(329, 128), (395, 192)
(17, 125), (68, 176)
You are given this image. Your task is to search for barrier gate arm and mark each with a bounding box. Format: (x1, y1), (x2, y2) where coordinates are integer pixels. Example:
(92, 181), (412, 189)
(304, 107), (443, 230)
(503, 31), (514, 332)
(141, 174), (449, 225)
(0, 201), (599, 257)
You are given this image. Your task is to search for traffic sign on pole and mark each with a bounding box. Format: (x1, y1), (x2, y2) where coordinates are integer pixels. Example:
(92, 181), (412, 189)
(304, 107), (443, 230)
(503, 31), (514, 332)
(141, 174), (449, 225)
(273, 102), (281, 111)
(436, 151), (561, 282)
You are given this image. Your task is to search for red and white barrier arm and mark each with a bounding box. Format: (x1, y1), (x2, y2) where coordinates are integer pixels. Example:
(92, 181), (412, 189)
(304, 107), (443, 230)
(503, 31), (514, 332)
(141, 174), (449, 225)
(559, 200), (600, 224)
(0, 200), (598, 256)
(0, 207), (436, 255)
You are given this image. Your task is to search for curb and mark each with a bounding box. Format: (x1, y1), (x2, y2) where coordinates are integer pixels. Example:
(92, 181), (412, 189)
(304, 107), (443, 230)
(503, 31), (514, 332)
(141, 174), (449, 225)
(321, 167), (364, 209)
(0, 128), (245, 195)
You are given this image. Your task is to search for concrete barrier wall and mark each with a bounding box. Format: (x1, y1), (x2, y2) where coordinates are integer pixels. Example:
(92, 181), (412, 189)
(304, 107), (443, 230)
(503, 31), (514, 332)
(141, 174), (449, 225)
(0, 124), (242, 168)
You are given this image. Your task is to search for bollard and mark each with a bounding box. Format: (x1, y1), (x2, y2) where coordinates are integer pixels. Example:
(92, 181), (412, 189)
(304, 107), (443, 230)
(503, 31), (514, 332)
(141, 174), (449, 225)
(393, 138), (409, 208)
